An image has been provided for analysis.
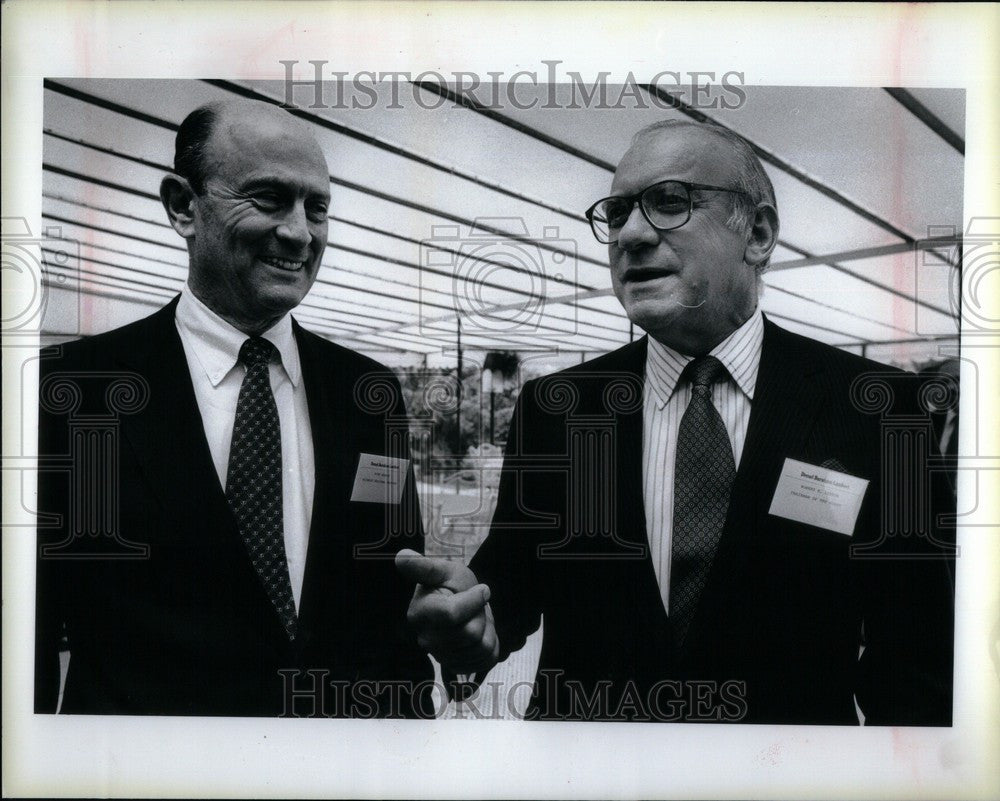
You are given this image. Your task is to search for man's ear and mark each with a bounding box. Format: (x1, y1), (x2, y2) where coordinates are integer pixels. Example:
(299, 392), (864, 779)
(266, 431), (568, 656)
(744, 203), (779, 269)
(159, 174), (197, 238)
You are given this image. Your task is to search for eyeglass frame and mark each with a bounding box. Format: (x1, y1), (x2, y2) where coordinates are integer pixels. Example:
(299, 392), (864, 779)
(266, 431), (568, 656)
(585, 179), (750, 244)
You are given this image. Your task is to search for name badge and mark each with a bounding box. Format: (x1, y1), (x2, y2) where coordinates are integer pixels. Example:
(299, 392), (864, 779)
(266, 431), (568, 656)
(350, 453), (409, 504)
(768, 458), (869, 536)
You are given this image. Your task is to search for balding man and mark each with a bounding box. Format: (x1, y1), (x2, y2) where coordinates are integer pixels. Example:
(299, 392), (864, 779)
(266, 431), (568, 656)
(35, 101), (433, 717)
(398, 120), (955, 725)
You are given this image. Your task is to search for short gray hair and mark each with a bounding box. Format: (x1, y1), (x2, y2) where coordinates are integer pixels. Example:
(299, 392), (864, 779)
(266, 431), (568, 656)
(630, 119), (778, 271)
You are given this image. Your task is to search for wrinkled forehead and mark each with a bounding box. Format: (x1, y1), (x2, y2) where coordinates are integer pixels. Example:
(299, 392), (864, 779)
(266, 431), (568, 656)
(611, 126), (736, 195)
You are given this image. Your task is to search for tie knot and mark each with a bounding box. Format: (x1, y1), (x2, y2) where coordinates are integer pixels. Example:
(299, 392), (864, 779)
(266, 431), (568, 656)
(684, 356), (728, 390)
(239, 337), (277, 368)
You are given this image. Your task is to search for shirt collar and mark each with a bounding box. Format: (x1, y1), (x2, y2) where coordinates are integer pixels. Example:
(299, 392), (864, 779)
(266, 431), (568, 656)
(175, 286), (302, 388)
(645, 306), (764, 409)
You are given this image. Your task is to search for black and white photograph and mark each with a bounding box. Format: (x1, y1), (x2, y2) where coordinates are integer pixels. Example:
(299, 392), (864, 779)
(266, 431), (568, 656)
(3, 2), (998, 799)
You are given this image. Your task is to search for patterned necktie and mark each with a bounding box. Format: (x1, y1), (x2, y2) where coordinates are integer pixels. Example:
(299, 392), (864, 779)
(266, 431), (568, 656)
(669, 355), (736, 650)
(226, 337), (297, 640)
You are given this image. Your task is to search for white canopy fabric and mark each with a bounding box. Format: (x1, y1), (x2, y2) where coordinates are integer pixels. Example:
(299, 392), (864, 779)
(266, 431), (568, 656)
(40, 79), (963, 369)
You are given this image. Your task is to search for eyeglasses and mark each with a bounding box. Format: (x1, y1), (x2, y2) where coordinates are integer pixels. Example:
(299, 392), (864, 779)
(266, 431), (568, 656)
(585, 179), (748, 244)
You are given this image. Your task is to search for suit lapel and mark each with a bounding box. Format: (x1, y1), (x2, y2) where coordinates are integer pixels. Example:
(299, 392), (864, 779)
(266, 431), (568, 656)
(611, 337), (650, 556)
(726, 317), (828, 542)
(603, 339), (677, 648)
(293, 322), (359, 629)
(116, 298), (234, 531)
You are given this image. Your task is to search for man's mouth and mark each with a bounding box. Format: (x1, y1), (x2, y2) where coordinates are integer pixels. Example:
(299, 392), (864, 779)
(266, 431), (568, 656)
(260, 256), (307, 272)
(623, 267), (675, 283)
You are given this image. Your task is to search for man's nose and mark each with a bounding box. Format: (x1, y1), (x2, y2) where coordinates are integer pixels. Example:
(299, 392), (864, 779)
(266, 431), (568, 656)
(615, 203), (659, 251)
(275, 202), (312, 247)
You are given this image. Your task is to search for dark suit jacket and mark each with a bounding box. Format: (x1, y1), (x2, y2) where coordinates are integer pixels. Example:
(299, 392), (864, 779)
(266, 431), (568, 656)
(35, 297), (433, 717)
(471, 318), (955, 724)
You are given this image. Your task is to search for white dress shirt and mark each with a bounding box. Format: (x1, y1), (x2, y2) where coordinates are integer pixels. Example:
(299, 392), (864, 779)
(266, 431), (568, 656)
(175, 287), (316, 610)
(642, 307), (764, 615)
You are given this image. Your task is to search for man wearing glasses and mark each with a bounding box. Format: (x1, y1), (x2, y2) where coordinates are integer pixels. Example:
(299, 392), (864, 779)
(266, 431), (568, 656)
(398, 120), (955, 724)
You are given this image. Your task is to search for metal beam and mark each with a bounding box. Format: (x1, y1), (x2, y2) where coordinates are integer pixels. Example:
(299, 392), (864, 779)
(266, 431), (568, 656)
(884, 88), (965, 155)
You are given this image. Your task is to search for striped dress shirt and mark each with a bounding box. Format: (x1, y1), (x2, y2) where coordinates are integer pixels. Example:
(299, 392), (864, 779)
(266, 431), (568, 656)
(642, 308), (764, 615)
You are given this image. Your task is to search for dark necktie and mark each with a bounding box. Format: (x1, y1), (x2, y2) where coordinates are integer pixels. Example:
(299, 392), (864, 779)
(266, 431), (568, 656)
(669, 356), (736, 650)
(226, 337), (297, 640)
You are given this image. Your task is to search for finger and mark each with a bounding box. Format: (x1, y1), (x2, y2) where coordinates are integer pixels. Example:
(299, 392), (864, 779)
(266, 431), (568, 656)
(418, 609), (487, 652)
(395, 550), (457, 589)
(422, 610), (499, 669)
(408, 584), (491, 630)
(433, 610), (499, 672)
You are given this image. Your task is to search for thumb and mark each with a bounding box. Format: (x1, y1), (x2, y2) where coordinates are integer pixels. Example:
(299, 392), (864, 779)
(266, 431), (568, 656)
(395, 549), (459, 589)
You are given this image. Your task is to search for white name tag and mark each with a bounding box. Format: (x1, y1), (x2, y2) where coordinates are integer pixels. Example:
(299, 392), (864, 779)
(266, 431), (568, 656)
(768, 458), (869, 536)
(349, 453), (409, 504)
